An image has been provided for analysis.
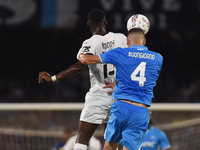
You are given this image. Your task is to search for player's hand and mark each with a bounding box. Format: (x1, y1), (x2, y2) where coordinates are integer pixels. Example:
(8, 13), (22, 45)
(38, 71), (52, 83)
(103, 82), (115, 94)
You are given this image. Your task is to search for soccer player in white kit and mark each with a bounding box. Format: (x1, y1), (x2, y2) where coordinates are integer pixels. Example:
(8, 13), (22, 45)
(38, 9), (127, 150)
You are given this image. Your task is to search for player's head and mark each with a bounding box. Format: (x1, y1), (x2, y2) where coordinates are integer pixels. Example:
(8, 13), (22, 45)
(127, 28), (146, 48)
(63, 128), (72, 142)
(148, 111), (154, 128)
(87, 9), (107, 28)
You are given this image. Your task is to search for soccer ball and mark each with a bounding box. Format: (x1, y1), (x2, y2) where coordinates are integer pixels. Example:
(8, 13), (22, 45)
(127, 14), (150, 34)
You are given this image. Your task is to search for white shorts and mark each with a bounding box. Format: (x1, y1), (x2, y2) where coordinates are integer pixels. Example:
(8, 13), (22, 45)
(80, 85), (115, 124)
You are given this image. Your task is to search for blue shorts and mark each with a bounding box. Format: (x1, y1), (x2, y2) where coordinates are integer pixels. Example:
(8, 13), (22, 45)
(105, 100), (149, 150)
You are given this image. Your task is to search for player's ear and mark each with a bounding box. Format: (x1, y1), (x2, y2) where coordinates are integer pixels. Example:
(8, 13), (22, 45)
(143, 39), (146, 46)
(127, 38), (130, 47)
(87, 22), (90, 27)
(104, 19), (108, 25)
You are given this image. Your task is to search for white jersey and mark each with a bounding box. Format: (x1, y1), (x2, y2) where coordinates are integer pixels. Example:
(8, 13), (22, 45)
(77, 32), (127, 124)
(77, 32), (127, 90)
(63, 135), (101, 150)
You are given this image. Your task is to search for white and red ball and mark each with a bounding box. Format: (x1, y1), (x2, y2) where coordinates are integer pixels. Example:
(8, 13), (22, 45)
(127, 14), (150, 34)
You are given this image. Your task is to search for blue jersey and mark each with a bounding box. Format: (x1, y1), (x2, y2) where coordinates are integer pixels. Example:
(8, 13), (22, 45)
(99, 45), (163, 106)
(141, 126), (171, 150)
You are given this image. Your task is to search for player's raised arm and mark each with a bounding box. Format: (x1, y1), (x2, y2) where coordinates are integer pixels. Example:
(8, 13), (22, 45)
(38, 61), (87, 83)
(78, 53), (102, 65)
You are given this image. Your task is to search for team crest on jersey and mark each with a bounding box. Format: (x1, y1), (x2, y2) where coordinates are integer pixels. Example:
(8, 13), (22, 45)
(151, 136), (155, 139)
(83, 46), (91, 52)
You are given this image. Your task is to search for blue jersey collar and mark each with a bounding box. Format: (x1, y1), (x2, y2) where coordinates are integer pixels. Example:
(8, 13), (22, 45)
(130, 45), (148, 50)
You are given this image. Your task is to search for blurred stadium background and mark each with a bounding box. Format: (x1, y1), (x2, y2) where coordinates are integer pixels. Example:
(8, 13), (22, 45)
(0, 0), (200, 149)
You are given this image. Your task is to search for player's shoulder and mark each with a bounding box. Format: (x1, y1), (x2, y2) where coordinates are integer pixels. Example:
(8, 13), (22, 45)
(83, 32), (126, 41)
(155, 52), (163, 63)
(155, 51), (163, 59)
(152, 126), (161, 131)
(148, 50), (163, 61)
(154, 51), (162, 58)
(82, 34), (106, 47)
(108, 32), (127, 39)
(82, 36), (96, 46)
(152, 126), (165, 135)
(148, 49), (162, 56)
(108, 32), (126, 36)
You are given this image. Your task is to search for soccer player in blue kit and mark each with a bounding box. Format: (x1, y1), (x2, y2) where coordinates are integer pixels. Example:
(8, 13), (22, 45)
(78, 28), (163, 150)
(140, 111), (171, 150)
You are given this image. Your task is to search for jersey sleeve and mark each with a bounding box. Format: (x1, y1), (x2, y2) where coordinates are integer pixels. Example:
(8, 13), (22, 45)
(77, 39), (96, 60)
(157, 53), (163, 77)
(159, 131), (171, 150)
(99, 47), (122, 65)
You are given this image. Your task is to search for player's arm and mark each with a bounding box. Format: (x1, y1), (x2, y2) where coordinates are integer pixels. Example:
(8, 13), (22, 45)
(78, 53), (102, 65)
(38, 61), (87, 83)
(103, 82), (116, 94)
(159, 131), (171, 150)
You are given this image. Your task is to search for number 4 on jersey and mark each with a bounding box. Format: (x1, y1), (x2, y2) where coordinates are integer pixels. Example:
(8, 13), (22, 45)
(130, 62), (146, 86)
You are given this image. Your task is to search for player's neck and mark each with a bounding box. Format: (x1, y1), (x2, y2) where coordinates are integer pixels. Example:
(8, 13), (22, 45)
(92, 26), (107, 36)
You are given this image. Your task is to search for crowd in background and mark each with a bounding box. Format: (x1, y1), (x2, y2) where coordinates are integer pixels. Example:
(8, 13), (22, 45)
(0, 25), (200, 103)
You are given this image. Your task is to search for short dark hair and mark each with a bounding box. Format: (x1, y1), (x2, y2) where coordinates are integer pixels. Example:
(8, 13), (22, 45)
(127, 28), (145, 36)
(87, 9), (105, 23)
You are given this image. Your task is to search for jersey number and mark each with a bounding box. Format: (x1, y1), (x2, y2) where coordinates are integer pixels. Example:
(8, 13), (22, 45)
(103, 64), (114, 79)
(130, 62), (146, 86)
(102, 52), (114, 79)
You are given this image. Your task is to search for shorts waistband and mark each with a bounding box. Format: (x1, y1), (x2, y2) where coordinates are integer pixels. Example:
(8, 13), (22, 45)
(119, 99), (148, 108)
(117, 100), (149, 111)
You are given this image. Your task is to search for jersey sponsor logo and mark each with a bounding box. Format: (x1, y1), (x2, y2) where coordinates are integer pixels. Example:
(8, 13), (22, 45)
(128, 52), (155, 60)
(83, 46), (91, 52)
(102, 40), (115, 49)
(141, 141), (156, 148)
